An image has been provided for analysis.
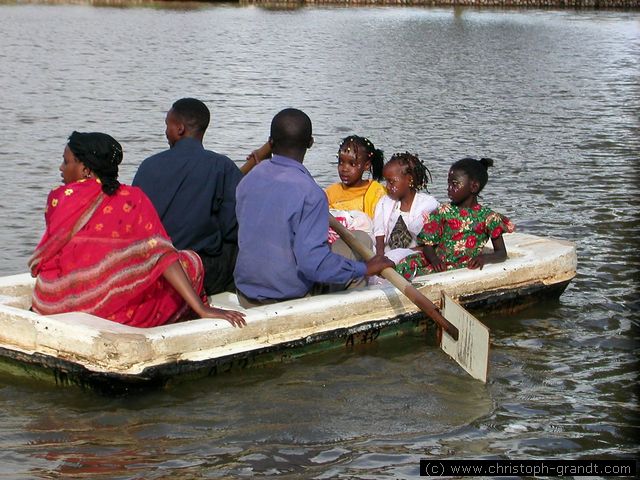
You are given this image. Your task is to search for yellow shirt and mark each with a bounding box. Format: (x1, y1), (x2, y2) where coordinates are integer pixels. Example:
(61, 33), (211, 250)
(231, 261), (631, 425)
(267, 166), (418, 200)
(325, 180), (387, 219)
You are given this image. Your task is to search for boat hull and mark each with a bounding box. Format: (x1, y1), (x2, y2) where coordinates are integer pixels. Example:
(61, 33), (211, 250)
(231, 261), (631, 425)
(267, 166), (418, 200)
(0, 233), (576, 394)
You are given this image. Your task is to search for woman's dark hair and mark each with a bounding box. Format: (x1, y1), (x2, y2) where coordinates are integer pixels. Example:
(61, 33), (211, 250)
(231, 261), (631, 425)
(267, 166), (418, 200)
(338, 135), (384, 181)
(67, 131), (123, 195)
(450, 157), (494, 193)
(387, 152), (432, 192)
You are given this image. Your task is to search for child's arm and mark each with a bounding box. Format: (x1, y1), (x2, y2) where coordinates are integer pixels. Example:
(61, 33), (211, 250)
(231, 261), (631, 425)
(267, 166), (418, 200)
(467, 235), (507, 270)
(375, 235), (386, 256)
(372, 199), (387, 256)
(422, 245), (446, 272)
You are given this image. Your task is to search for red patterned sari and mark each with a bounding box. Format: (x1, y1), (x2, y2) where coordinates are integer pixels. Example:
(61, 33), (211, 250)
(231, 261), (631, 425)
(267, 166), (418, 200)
(29, 178), (204, 327)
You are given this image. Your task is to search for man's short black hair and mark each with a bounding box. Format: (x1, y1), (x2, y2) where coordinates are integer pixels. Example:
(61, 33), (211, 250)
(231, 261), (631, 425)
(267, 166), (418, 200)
(171, 98), (210, 135)
(270, 108), (312, 151)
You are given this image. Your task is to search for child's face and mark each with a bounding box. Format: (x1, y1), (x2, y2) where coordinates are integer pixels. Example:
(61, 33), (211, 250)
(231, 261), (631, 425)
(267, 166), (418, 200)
(337, 146), (371, 187)
(383, 163), (412, 201)
(59, 145), (86, 184)
(447, 168), (477, 206)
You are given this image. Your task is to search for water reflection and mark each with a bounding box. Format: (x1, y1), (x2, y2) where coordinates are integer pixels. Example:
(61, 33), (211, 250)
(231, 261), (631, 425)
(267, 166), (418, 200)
(0, 3), (638, 478)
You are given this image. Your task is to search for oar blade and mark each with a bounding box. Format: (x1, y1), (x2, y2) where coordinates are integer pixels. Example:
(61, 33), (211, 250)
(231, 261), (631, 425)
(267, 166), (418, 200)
(440, 292), (490, 383)
(328, 214), (489, 382)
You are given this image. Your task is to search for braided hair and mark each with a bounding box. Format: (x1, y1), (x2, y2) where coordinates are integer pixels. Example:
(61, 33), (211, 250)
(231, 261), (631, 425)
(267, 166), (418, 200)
(67, 131), (123, 196)
(338, 135), (384, 181)
(450, 157), (494, 193)
(387, 152), (432, 192)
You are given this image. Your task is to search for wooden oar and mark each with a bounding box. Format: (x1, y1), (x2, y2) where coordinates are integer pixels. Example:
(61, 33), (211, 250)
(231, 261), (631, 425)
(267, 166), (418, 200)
(329, 215), (490, 382)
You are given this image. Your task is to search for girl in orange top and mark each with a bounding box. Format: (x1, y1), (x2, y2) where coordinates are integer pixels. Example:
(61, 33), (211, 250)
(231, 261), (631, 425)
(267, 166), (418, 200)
(324, 135), (386, 219)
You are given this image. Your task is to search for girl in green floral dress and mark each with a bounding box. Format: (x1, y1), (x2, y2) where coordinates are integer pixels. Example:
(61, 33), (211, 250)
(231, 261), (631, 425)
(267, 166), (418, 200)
(394, 157), (514, 279)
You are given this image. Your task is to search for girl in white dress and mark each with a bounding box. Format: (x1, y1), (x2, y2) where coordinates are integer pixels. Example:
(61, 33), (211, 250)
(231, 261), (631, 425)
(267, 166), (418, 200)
(373, 152), (439, 266)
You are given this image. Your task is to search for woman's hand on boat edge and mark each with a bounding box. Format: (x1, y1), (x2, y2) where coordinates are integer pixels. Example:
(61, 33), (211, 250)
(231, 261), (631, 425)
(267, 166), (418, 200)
(200, 305), (247, 328)
(161, 263), (246, 327)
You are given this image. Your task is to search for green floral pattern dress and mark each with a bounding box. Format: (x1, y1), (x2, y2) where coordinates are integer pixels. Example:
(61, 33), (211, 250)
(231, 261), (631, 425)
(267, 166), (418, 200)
(394, 203), (515, 279)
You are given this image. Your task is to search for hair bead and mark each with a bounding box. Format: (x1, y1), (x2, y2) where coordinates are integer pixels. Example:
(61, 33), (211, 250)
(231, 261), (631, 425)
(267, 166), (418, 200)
(337, 135), (384, 181)
(387, 152), (432, 192)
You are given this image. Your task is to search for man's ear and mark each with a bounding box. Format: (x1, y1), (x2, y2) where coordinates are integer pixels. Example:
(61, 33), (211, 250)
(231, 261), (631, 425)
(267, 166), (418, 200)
(308, 136), (314, 149)
(177, 122), (186, 137)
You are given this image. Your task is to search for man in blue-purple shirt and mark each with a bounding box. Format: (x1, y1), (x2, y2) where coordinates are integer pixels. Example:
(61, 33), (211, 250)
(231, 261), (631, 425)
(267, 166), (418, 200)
(234, 108), (394, 307)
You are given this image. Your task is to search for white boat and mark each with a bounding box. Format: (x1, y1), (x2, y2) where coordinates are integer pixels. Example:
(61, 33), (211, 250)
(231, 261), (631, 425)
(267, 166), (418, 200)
(0, 233), (576, 394)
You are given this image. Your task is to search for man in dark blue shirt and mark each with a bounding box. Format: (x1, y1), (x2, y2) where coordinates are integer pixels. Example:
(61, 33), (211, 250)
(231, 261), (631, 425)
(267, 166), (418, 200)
(133, 98), (243, 295)
(234, 108), (394, 307)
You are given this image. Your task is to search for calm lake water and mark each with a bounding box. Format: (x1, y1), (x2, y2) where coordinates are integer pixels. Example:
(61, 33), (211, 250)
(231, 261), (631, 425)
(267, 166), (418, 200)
(0, 2), (638, 478)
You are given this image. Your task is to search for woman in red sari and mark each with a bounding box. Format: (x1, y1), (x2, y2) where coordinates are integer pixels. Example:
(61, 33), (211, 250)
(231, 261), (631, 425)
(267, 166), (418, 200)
(29, 131), (245, 328)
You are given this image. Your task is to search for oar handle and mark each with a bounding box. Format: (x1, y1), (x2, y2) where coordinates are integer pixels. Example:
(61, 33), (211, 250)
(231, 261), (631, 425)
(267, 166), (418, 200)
(329, 215), (459, 340)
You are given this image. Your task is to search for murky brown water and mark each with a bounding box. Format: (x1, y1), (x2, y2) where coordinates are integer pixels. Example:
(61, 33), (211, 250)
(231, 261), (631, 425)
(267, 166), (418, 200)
(0, 3), (638, 478)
